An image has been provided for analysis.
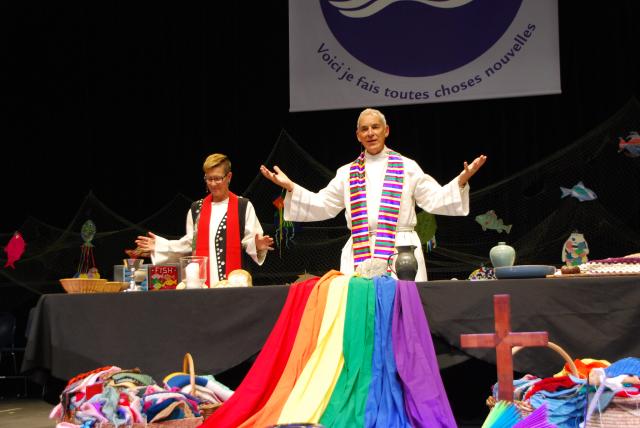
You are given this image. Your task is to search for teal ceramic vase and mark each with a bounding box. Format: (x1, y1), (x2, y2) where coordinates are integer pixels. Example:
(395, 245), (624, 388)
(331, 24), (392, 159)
(489, 242), (516, 268)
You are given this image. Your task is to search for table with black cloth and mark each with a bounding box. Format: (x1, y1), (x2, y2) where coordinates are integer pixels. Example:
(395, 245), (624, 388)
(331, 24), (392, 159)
(22, 276), (640, 399)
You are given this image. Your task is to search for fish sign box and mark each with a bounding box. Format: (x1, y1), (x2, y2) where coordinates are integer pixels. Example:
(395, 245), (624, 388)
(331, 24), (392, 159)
(148, 264), (180, 290)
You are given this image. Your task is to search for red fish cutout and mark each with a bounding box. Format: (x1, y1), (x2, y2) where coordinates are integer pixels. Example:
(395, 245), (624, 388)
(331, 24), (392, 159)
(4, 232), (26, 269)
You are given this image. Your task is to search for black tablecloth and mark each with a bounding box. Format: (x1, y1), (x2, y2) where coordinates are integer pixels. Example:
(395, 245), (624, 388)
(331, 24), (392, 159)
(22, 276), (640, 384)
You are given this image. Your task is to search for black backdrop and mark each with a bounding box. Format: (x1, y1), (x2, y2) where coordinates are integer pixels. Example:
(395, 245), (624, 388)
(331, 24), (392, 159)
(5, 2), (640, 229)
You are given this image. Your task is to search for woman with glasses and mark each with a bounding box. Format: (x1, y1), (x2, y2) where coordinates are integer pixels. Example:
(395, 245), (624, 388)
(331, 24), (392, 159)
(135, 153), (274, 286)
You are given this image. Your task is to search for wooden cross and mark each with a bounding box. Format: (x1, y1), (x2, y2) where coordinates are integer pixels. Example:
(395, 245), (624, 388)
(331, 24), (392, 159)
(460, 294), (548, 401)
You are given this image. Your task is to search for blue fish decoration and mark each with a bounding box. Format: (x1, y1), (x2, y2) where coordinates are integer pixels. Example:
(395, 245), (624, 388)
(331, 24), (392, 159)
(560, 181), (597, 202)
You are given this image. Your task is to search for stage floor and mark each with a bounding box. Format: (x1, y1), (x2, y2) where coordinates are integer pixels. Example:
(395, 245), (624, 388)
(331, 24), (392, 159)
(0, 398), (52, 428)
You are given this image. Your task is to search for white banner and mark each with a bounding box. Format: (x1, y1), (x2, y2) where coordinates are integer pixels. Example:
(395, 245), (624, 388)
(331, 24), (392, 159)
(289, 0), (560, 112)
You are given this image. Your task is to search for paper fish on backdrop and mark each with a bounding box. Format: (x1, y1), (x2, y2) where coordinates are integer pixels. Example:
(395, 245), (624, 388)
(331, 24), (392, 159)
(562, 232), (589, 266)
(618, 131), (640, 158)
(560, 181), (597, 202)
(475, 210), (512, 233)
(4, 232), (26, 269)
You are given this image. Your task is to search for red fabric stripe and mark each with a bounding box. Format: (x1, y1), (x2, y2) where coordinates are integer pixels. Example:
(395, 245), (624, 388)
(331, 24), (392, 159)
(195, 192), (242, 287)
(200, 277), (319, 428)
(225, 192), (242, 277)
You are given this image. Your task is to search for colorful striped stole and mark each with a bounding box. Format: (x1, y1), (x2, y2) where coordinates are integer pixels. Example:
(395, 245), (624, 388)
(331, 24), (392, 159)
(349, 150), (404, 269)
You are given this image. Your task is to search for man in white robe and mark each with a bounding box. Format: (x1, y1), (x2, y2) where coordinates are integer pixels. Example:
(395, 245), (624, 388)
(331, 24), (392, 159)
(136, 153), (273, 286)
(260, 108), (486, 281)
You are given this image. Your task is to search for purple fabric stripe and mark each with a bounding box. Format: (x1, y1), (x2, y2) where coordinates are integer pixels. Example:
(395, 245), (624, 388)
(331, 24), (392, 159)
(375, 233), (395, 239)
(384, 183), (403, 190)
(373, 250), (394, 257)
(354, 257), (369, 265)
(392, 280), (456, 428)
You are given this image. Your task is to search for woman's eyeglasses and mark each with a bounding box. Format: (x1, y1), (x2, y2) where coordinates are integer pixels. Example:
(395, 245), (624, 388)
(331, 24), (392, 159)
(204, 173), (228, 183)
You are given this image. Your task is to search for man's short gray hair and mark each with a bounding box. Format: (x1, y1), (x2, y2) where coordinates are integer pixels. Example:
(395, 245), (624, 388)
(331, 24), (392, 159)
(357, 108), (387, 129)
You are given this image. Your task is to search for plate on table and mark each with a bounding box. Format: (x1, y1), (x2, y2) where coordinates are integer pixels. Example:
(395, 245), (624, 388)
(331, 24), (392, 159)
(494, 265), (557, 279)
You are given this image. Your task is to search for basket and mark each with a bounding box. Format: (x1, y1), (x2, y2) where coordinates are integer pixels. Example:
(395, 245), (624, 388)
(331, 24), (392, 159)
(182, 353), (222, 420)
(60, 278), (127, 293)
(486, 341), (579, 416)
(96, 418), (204, 428)
(585, 394), (640, 427)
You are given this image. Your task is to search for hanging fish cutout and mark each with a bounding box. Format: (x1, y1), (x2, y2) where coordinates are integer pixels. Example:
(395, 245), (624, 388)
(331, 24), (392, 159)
(618, 131), (640, 158)
(4, 231), (26, 269)
(76, 220), (100, 278)
(562, 231), (589, 266)
(273, 192), (295, 256)
(475, 210), (512, 233)
(81, 219), (96, 244)
(560, 181), (597, 202)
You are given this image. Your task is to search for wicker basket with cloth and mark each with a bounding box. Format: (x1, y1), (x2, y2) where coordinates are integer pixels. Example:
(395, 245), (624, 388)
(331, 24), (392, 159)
(486, 341), (580, 419)
(163, 353), (233, 421)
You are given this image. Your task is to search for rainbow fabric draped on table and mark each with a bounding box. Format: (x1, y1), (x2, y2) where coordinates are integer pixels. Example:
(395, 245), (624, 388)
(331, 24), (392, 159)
(201, 273), (456, 428)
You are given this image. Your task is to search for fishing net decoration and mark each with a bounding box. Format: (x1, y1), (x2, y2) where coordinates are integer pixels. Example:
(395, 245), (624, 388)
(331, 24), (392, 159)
(2, 99), (640, 296)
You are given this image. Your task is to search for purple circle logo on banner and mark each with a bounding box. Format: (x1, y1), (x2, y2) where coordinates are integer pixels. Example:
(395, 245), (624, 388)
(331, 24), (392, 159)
(320, 0), (523, 77)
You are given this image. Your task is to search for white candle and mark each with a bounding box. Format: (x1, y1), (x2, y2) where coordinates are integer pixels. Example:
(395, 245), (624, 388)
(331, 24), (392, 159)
(185, 262), (201, 289)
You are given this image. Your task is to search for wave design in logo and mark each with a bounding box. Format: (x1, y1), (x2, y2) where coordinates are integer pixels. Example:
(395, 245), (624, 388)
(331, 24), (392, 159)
(330, 0), (475, 18)
(321, 0), (523, 77)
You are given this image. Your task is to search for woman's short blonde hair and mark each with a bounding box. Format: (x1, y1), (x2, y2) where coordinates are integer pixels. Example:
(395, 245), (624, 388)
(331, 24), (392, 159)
(203, 153), (231, 174)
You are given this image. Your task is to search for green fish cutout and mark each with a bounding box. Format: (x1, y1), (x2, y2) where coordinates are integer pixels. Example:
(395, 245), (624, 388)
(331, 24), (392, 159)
(475, 210), (512, 234)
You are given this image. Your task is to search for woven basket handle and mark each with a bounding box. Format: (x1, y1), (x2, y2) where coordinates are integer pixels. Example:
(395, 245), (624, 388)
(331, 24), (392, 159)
(182, 352), (196, 396)
(512, 341), (579, 377)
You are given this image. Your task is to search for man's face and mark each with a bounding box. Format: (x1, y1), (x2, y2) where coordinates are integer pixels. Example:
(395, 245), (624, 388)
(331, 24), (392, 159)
(356, 113), (389, 155)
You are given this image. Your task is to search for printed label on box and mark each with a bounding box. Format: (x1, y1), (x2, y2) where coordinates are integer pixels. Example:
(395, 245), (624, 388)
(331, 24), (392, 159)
(148, 265), (179, 290)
